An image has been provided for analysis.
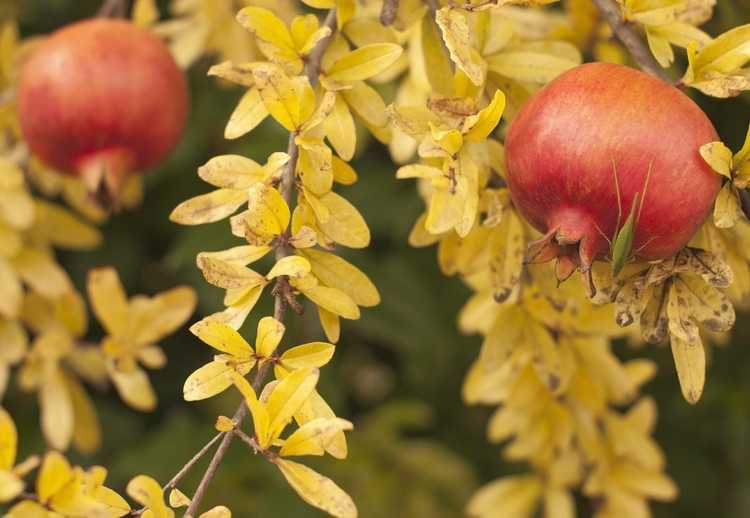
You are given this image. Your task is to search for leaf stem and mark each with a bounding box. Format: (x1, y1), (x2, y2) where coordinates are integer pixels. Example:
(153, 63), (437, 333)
(181, 9), (338, 517)
(590, 0), (673, 83)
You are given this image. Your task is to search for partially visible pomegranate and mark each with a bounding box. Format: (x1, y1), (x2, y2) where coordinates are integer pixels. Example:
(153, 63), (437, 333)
(505, 62), (720, 284)
(17, 18), (187, 203)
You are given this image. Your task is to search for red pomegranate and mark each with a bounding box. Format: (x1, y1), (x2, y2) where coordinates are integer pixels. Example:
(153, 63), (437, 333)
(505, 62), (720, 284)
(17, 18), (187, 202)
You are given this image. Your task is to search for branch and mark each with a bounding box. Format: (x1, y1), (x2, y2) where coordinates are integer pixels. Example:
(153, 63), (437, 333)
(380, 0), (399, 26)
(97, 0), (128, 17)
(182, 9), (338, 517)
(590, 0), (673, 83)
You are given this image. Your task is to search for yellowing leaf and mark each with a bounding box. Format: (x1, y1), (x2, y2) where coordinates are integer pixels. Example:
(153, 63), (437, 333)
(280, 342), (335, 370)
(241, 183), (291, 245)
(692, 23), (750, 74)
(37, 451), (73, 503)
(198, 155), (266, 190)
(199, 257), (267, 290)
(232, 372), (270, 447)
(190, 320), (254, 358)
(670, 335), (705, 404)
(301, 284), (360, 319)
(225, 88), (269, 139)
(341, 81), (389, 128)
(302, 248), (380, 306)
(318, 192), (370, 248)
(255, 316), (285, 357)
(253, 63), (314, 131)
(127, 475), (174, 518)
(318, 307), (341, 344)
(40, 368), (74, 451)
(279, 417), (352, 457)
(275, 459), (357, 518)
(421, 16), (455, 97)
(267, 367), (320, 442)
(324, 95), (356, 161)
(168, 488), (191, 508)
(487, 46), (579, 84)
(326, 43), (403, 82)
(700, 141), (733, 178)
(133, 0), (159, 27)
(464, 90), (506, 142)
(714, 183), (741, 228)
(109, 365), (157, 412)
(267, 256), (312, 281)
(647, 28), (676, 68)
(170, 189), (247, 225)
(13, 248), (71, 299)
(0, 408), (16, 470)
(435, 7), (486, 86)
(184, 360), (247, 401)
(237, 7), (301, 72)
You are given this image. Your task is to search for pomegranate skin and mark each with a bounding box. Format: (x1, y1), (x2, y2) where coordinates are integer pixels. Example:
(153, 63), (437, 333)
(17, 19), (187, 196)
(505, 62), (720, 277)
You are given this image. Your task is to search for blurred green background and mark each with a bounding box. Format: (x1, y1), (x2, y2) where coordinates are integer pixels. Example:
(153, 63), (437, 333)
(3, 1), (750, 517)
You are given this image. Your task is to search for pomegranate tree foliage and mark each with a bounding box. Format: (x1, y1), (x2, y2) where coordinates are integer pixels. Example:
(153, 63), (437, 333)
(1, 0), (750, 516)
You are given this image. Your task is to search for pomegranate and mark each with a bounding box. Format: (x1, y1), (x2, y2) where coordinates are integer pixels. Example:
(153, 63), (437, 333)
(17, 19), (187, 202)
(505, 62), (720, 285)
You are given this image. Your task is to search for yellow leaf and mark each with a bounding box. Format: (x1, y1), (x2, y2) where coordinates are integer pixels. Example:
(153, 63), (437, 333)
(275, 459), (357, 518)
(190, 320), (254, 357)
(646, 28), (675, 67)
(464, 90), (506, 142)
(487, 47), (579, 83)
(291, 15), (326, 55)
(324, 94), (356, 161)
(421, 16), (455, 97)
(544, 487), (574, 518)
(302, 248), (380, 306)
(318, 307), (341, 343)
(242, 183), (291, 245)
(168, 488), (191, 508)
(280, 342), (335, 370)
(66, 374), (101, 454)
(170, 189), (247, 225)
(714, 183), (741, 228)
(279, 417), (352, 457)
(133, 0), (159, 27)
(127, 475), (174, 518)
(132, 286), (196, 345)
(198, 155), (266, 190)
(184, 360), (249, 401)
(332, 156), (357, 186)
(671, 334), (705, 404)
(33, 200), (102, 250)
(255, 316), (285, 357)
(199, 257), (267, 290)
(110, 365), (157, 412)
(0, 258), (20, 319)
(207, 61), (256, 87)
(435, 8), (486, 86)
(267, 256), (312, 280)
(650, 21), (712, 50)
(200, 506), (232, 518)
(0, 469), (23, 503)
(297, 137), (334, 196)
(326, 43), (403, 82)
(489, 209), (524, 303)
(0, 408), (16, 470)
(267, 367), (320, 442)
(37, 451), (73, 503)
(318, 192), (370, 248)
(466, 475), (542, 518)
(237, 7), (301, 72)
(700, 141), (733, 178)
(692, 23), (750, 74)
(301, 284), (361, 319)
(252, 63), (314, 131)
(225, 88), (269, 140)
(341, 81), (388, 128)
(13, 248), (71, 299)
(198, 246), (271, 267)
(40, 368), (74, 451)
(231, 372), (270, 447)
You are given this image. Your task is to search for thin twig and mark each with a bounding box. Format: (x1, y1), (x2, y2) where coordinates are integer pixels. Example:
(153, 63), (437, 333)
(590, 0), (673, 83)
(182, 9), (338, 517)
(380, 0), (399, 25)
(97, 0), (128, 17)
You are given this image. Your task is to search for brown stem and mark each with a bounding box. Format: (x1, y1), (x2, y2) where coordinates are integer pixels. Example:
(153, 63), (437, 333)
(590, 0), (673, 83)
(380, 0), (399, 25)
(182, 9), (338, 518)
(97, 0), (128, 17)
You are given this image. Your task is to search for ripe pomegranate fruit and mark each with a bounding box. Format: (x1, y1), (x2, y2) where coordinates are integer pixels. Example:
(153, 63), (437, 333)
(17, 19), (187, 203)
(505, 62), (720, 286)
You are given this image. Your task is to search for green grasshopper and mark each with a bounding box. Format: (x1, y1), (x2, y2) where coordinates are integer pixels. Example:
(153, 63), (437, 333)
(597, 158), (654, 278)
